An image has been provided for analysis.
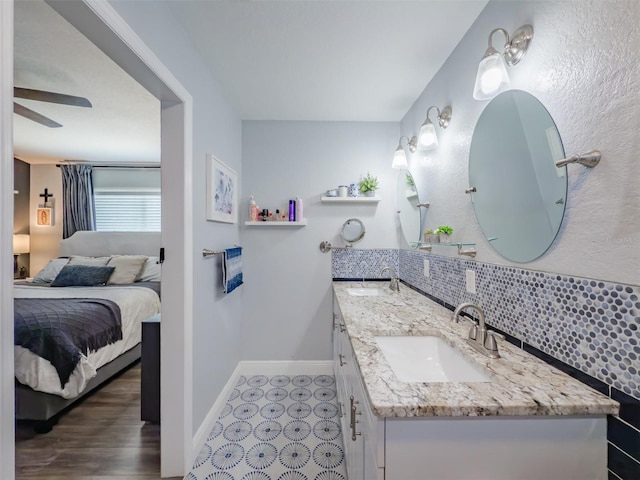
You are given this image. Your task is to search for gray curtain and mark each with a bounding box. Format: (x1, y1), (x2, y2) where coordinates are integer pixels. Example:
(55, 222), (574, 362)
(61, 164), (96, 239)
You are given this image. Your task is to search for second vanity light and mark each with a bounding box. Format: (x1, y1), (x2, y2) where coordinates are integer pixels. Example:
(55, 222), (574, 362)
(417, 105), (452, 150)
(392, 135), (417, 169)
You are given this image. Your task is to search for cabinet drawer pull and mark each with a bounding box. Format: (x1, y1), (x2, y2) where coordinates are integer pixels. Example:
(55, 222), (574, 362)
(349, 395), (362, 441)
(332, 313), (338, 329)
(339, 354), (346, 366)
(339, 323), (346, 333)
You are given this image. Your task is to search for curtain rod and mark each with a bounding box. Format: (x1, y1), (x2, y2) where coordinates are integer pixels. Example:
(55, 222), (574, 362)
(56, 163), (160, 169)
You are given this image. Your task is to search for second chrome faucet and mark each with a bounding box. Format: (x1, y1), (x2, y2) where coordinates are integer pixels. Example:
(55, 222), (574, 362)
(452, 302), (504, 358)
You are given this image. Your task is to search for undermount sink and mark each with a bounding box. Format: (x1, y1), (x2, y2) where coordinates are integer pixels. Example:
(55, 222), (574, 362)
(374, 335), (492, 383)
(346, 287), (389, 297)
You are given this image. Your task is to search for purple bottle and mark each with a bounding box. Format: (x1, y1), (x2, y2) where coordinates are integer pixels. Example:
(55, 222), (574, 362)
(289, 200), (296, 222)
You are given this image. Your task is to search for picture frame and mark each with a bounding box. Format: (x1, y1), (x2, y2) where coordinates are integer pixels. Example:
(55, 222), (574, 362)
(36, 207), (53, 226)
(206, 154), (238, 224)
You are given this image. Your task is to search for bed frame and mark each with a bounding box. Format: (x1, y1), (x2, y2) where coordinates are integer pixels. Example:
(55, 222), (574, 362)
(15, 231), (161, 432)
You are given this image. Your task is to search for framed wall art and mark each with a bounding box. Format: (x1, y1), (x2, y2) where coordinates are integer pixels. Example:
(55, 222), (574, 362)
(206, 154), (238, 224)
(36, 207), (53, 226)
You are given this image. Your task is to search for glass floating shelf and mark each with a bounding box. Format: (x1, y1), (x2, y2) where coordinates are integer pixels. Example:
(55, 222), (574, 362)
(321, 195), (381, 203)
(244, 220), (307, 227)
(411, 242), (476, 247)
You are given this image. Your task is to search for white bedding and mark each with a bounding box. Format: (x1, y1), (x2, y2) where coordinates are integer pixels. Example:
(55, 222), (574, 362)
(14, 284), (161, 399)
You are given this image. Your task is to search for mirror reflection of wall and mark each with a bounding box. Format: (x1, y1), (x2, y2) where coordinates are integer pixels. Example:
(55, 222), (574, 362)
(469, 90), (567, 262)
(396, 170), (423, 247)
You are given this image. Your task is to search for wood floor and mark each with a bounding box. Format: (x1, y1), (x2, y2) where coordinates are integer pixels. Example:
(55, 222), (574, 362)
(15, 362), (177, 480)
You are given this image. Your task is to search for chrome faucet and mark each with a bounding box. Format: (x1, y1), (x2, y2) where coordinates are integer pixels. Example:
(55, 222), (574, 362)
(452, 302), (504, 359)
(379, 266), (400, 292)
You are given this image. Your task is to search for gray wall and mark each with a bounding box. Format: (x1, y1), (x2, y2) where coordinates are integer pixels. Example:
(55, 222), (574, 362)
(109, 0), (243, 432)
(13, 158), (29, 275)
(241, 121), (400, 360)
(401, 0), (640, 285)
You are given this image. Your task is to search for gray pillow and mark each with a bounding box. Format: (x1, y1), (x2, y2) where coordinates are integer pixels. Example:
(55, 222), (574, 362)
(51, 265), (115, 287)
(32, 258), (70, 284)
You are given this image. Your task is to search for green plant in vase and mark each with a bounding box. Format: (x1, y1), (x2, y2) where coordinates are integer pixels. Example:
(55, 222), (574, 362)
(435, 225), (453, 243)
(359, 172), (379, 197)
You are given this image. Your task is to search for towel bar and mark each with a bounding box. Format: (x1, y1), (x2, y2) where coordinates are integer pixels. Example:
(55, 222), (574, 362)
(202, 249), (225, 257)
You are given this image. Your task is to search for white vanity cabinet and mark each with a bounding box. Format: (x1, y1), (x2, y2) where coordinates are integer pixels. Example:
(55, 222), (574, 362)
(333, 299), (385, 480)
(332, 285), (614, 480)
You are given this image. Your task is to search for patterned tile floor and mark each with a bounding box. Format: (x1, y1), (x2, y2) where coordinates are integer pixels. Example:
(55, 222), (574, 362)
(186, 374), (348, 480)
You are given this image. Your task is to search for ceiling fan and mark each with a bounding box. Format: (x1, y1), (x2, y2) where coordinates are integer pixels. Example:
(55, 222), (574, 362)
(13, 87), (92, 128)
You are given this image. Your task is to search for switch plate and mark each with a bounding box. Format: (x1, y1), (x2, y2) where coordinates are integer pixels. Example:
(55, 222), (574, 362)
(423, 259), (430, 277)
(466, 269), (476, 294)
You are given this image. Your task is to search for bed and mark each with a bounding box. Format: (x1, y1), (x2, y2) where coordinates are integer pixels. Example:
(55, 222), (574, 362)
(14, 231), (161, 432)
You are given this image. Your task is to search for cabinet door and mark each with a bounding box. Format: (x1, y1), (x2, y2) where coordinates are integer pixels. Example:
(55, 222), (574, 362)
(332, 301), (350, 448)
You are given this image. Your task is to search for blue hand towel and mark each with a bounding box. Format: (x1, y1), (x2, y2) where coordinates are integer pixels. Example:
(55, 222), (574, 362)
(222, 247), (243, 293)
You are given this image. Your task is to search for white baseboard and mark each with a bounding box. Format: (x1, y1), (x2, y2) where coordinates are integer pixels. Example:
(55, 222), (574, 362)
(190, 360), (334, 462)
(191, 362), (242, 455)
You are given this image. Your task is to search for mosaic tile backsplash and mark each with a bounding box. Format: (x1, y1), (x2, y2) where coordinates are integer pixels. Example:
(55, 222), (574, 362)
(331, 248), (398, 280)
(332, 249), (640, 401)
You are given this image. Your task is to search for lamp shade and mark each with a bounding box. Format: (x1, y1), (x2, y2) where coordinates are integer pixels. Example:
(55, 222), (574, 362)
(418, 121), (438, 150)
(13, 234), (30, 254)
(392, 145), (408, 169)
(473, 50), (510, 100)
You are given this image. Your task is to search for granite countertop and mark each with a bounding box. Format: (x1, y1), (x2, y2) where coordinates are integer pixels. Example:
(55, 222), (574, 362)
(333, 281), (620, 418)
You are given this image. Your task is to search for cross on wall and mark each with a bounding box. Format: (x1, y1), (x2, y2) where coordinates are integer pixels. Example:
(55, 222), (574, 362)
(39, 188), (53, 204)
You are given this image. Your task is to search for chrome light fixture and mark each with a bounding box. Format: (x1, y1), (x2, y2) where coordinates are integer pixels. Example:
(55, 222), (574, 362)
(392, 135), (417, 169)
(473, 24), (533, 100)
(418, 106), (452, 150)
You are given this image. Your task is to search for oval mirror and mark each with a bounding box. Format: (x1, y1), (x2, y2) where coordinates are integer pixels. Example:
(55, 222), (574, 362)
(341, 218), (365, 245)
(469, 90), (567, 262)
(396, 170), (422, 247)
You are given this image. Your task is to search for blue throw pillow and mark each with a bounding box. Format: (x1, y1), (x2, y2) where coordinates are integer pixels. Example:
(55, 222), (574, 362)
(51, 265), (115, 287)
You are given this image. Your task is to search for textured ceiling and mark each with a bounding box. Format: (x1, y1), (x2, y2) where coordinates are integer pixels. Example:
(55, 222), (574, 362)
(13, 0), (488, 164)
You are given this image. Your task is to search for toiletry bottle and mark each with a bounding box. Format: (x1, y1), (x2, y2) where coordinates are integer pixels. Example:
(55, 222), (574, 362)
(295, 196), (303, 221)
(289, 200), (296, 222)
(249, 196), (258, 222)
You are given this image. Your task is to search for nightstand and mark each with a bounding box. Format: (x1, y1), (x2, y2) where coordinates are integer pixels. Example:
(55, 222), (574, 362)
(141, 314), (160, 423)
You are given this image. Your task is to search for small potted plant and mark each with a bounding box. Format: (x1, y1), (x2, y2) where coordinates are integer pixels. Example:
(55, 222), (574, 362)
(435, 225), (453, 243)
(359, 172), (379, 197)
(423, 228), (435, 243)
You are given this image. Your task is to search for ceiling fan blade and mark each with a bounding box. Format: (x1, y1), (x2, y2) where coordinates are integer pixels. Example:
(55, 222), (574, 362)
(14, 87), (92, 108)
(14, 102), (63, 128)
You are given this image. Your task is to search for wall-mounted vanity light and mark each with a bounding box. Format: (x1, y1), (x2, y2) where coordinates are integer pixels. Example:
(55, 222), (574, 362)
(417, 105), (452, 150)
(392, 135), (417, 169)
(473, 24), (533, 100)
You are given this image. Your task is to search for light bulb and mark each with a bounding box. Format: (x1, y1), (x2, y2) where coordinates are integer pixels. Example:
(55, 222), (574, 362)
(418, 122), (438, 150)
(392, 146), (408, 169)
(473, 51), (510, 100)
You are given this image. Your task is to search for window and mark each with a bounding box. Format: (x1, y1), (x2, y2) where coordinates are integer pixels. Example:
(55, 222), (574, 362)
(93, 167), (161, 232)
(94, 190), (160, 232)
